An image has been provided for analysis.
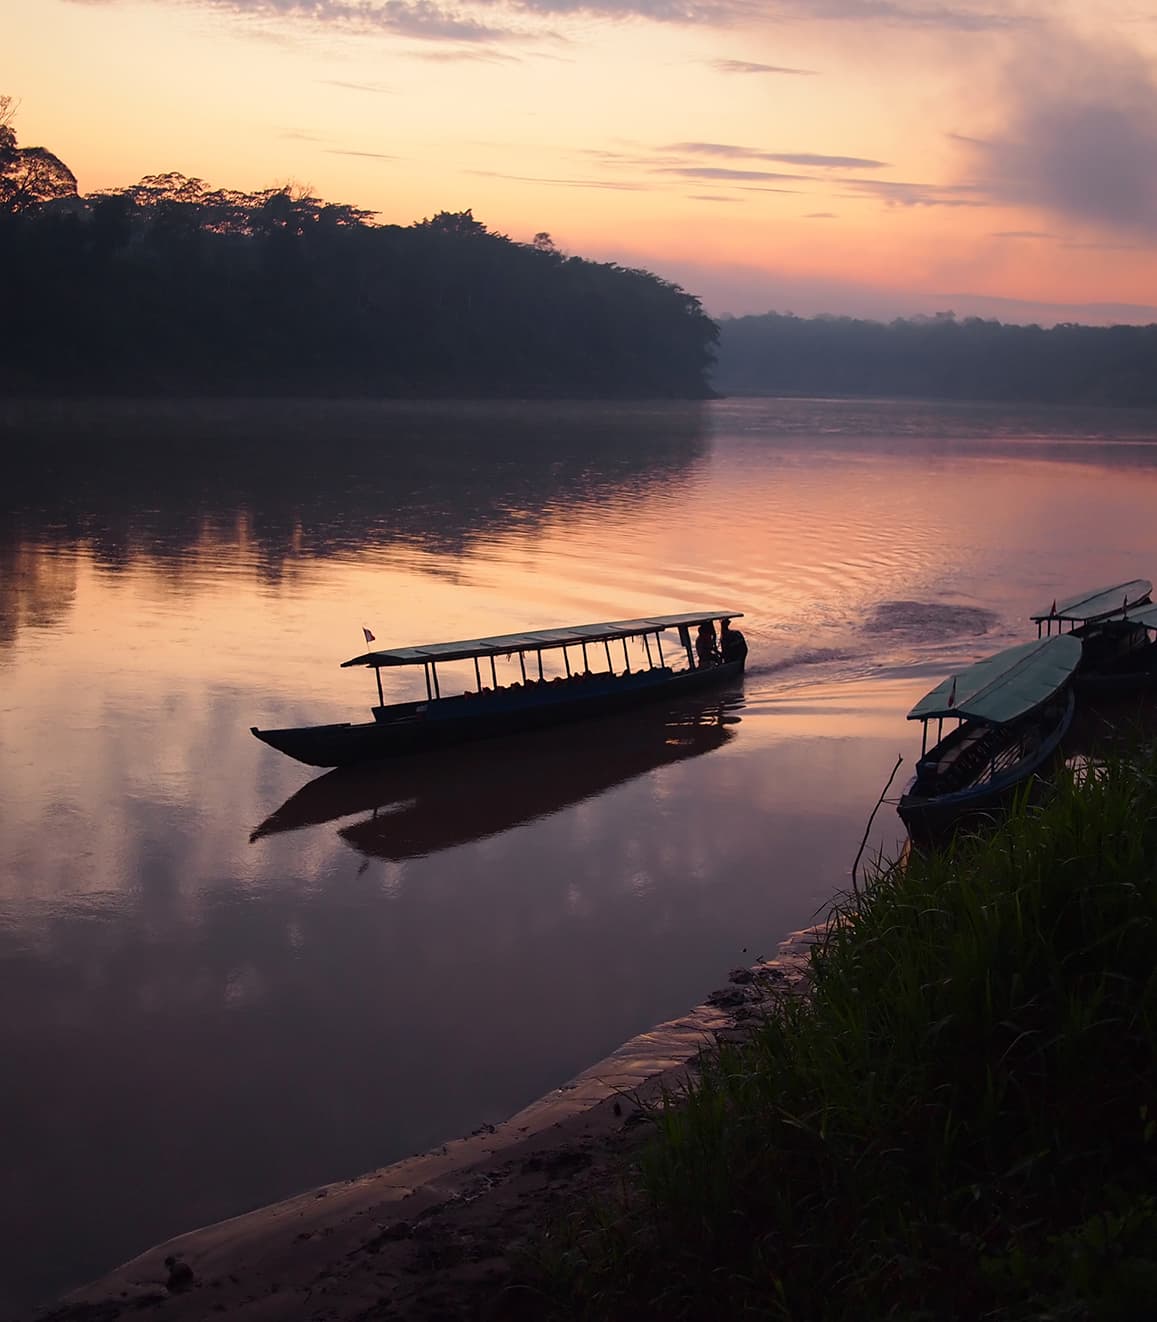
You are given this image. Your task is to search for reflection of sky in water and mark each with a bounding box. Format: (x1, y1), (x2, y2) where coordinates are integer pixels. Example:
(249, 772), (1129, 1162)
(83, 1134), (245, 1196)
(2, 397), (1157, 1311)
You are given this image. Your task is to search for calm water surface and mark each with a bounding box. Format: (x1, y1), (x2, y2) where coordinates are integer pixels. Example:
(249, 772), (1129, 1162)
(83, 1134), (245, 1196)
(3, 396), (1157, 1312)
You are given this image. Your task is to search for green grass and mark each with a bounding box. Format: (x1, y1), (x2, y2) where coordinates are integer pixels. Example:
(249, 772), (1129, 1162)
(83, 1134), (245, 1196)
(528, 747), (1157, 1321)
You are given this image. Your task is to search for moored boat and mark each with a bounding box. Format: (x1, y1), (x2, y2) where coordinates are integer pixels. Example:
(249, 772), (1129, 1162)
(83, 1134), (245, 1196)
(897, 634), (1082, 845)
(1031, 580), (1157, 697)
(251, 611), (746, 768)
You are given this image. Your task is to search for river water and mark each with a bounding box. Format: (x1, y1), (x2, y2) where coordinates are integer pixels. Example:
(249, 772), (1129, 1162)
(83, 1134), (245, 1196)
(3, 396), (1157, 1313)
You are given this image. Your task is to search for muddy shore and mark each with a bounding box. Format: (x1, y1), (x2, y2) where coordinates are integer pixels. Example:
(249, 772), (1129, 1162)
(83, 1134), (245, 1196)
(33, 932), (818, 1322)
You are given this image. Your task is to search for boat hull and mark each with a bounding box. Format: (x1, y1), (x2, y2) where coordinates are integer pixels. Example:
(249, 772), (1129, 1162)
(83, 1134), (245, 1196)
(252, 660), (745, 768)
(1071, 619), (1157, 699)
(898, 689), (1075, 846)
(1075, 652), (1157, 698)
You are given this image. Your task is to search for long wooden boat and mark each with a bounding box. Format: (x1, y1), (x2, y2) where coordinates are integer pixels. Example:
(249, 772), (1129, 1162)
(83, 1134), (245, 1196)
(897, 634), (1082, 844)
(1031, 580), (1157, 697)
(251, 610), (746, 768)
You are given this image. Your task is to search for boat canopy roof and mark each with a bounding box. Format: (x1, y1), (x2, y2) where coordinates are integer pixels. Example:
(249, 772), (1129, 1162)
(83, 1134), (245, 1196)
(1121, 602), (1157, 631)
(341, 611), (745, 669)
(1031, 579), (1152, 624)
(907, 634), (1082, 725)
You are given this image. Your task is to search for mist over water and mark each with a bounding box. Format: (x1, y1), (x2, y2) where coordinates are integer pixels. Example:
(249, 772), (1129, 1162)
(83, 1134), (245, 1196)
(3, 396), (1157, 1313)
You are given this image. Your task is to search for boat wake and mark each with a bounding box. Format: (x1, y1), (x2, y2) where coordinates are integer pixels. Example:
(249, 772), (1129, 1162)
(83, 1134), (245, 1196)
(863, 599), (998, 640)
(749, 647), (853, 678)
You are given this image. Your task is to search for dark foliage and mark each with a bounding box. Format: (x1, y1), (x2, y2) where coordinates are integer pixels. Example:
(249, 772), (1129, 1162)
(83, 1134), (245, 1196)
(715, 310), (1157, 406)
(535, 751), (1157, 1320)
(0, 95), (79, 215)
(0, 112), (717, 399)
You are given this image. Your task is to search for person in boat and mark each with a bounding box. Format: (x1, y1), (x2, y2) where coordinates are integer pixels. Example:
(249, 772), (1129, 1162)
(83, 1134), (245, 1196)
(695, 621), (719, 669)
(720, 617), (747, 665)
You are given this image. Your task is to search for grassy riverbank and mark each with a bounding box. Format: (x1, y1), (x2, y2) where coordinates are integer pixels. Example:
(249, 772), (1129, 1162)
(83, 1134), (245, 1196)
(533, 747), (1157, 1320)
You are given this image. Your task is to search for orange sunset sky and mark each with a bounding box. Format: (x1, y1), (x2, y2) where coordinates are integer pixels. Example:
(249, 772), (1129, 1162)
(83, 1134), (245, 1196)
(7, 0), (1157, 323)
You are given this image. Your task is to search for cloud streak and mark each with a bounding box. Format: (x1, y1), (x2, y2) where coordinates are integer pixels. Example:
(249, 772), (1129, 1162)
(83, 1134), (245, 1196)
(774, 0), (1026, 30)
(469, 169), (648, 189)
(508, 0), (1027, 27)
(557, 142), (954, 205)
(66, 0), (1035, 36)
(654, 165), (811, 181)
(83, 0), (525, 42)
(707, 59), (818, 75)
(410, 46), (521, 59)
(666, 141), (888, 169)
(321, 79), (394, 93)
(837, 177), (988, 207)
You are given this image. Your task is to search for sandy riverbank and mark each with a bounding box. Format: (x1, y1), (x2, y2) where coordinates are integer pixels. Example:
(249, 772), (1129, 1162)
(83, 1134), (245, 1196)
(33, 932), (819, 1322)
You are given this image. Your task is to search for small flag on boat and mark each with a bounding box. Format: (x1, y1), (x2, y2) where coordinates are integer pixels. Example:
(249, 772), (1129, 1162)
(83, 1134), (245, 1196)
(362, 626), (376, 644)
(947, 676), (957, 708)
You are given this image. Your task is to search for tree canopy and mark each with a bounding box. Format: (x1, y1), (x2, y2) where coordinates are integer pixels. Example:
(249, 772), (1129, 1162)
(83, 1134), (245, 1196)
(0, 95), (77, 215)
(714, 311), (1157, 407)
(0, 105), (717, 399)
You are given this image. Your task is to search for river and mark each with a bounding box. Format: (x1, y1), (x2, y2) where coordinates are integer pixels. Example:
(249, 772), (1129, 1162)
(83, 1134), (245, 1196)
(2, 395), (1156, 1314)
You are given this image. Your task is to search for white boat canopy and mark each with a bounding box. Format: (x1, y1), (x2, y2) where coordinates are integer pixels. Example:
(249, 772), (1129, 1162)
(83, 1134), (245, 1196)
(342, 611), (744, 668)
(907, 634), (1082, 726)
(1031, 579), (1152, 625)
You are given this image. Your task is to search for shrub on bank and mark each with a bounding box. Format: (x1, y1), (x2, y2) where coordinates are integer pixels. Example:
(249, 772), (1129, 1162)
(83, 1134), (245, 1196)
(535, 749), (1157, 1320)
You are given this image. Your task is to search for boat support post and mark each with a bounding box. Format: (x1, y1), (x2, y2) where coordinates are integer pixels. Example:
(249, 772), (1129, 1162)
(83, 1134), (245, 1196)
(678, 625), (694, 670)
(431, 662), (441, 699)
(604, 640), (613, 671)
(642, 635), (653, 667)
(423, 663), (433, 701)
(621, 638), (630, 670)
(374, 664), (385, 708)
(474, 657), (483, 691)
(655, 632), (665, 668)
(518, 652), (527, 683)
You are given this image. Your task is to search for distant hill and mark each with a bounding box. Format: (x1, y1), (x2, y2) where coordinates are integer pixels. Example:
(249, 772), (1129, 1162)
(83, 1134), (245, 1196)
(714, 312), (1157, 407)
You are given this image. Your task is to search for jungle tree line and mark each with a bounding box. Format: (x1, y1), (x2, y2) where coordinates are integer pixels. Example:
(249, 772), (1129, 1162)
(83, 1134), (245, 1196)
(715, 310), (1157, 407)
(0, 99), (718, 398)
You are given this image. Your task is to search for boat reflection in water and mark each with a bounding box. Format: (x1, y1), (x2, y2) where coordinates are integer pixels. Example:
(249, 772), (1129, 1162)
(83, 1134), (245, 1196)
(251, 693), (743, 862)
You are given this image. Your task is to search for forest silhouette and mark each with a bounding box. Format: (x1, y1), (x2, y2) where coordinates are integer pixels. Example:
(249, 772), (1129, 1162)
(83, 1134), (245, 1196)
(716, 310), (1157, 406)
(4, 96), (1156, 405)
(0, 99), (718, 399)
